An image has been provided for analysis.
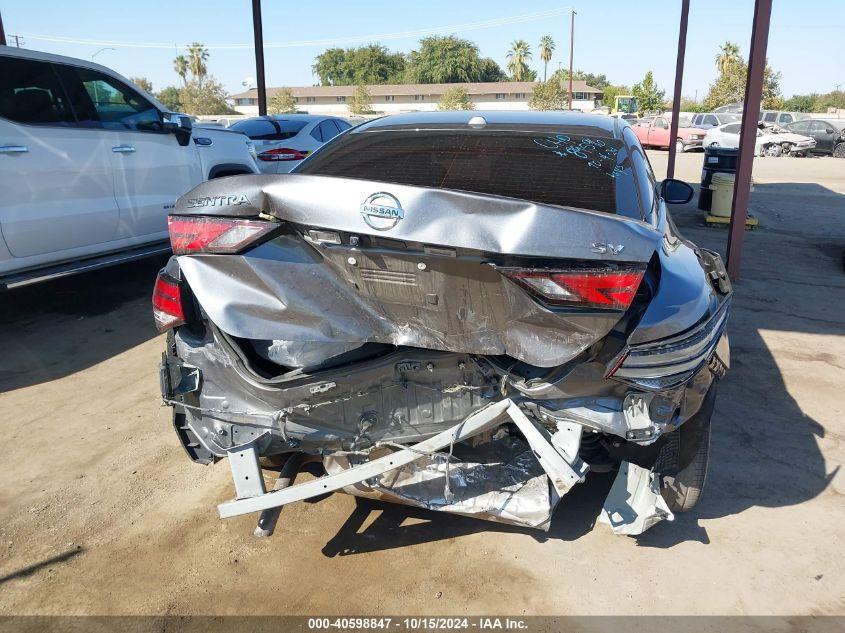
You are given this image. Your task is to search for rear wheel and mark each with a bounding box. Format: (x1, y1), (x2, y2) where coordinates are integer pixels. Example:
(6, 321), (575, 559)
(654, 385), (715, 512)
(833, 143), (845, 159)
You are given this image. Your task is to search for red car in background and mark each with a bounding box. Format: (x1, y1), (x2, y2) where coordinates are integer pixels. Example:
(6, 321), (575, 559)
(632, 115), (706, 153)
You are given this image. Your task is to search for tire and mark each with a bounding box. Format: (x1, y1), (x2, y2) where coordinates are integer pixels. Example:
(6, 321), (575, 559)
(708, 141), (720, 148)
(654, 385), (715, 512)
(675, 139), (685, 153)
(764, 143), (783, 157)
(833, 143), (845, 159)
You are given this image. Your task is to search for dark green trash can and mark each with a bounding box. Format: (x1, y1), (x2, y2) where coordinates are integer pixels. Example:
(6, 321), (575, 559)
(699, 147), (739, 212)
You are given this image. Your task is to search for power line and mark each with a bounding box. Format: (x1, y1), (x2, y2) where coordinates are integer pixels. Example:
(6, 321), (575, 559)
(19, 8), (572, 50)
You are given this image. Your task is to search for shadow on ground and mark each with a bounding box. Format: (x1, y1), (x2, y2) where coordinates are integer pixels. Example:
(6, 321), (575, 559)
(0, 547), (84, 586)
(0, 255), (167, 392)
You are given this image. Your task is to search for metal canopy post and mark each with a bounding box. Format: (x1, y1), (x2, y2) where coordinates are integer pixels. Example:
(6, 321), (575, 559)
(667, 0), (690, 180)
(567, 10), (576, 110)
(251, 0), (267, 116)
(726, 0), (773, 280)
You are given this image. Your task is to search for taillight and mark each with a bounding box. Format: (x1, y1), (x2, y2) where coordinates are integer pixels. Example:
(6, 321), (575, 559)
(152, 272), (185, 332)
(499, 267), (645, 310)
(168, 215), (275, 255)
(257, 147), (308, 161)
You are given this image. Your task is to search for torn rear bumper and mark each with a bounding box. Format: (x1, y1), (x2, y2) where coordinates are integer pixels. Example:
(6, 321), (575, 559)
(215, 398), (670, 535)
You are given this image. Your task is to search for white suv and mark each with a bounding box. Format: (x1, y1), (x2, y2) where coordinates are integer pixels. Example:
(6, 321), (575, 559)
(0, 48), (260, 289)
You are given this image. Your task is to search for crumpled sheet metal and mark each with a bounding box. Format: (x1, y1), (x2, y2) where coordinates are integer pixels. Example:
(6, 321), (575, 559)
(175, 173), (661, 262)
(324, 438), (556, 530)
(175, 174), (662, 368)
(599, 461), (674, 535)
(178, 235), (624, 368)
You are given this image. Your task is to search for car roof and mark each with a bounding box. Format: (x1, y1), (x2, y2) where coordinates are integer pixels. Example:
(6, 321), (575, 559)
(811, 119), (845, 129)
(352, 110), (624, 138)
(242, 114), (334, 123)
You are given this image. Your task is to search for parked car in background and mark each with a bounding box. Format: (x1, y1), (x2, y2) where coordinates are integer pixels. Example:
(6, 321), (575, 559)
(229, 114), (353, 174)
(703, 122), (816, 156)
(690, 112), (742, 128)
(0, 47), (259, 290)
(785, 119), (845, 158)
(758, 110), (810, 127)
(631, 115), (706, 152)
(155, 111), (732, 537)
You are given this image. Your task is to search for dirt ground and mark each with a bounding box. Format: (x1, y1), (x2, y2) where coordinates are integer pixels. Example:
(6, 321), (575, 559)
(1, 152), (843, 616)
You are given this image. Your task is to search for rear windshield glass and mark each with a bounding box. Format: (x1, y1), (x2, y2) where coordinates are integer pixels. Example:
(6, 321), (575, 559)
(297, 130), (644, 219)
(230, 118), (307, 140)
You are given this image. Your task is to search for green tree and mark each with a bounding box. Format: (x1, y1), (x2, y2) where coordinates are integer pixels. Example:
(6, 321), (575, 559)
(405, 36), (494, 83)
(130, 77), (153, 93)
(506, 39), (532, 82)
(173, 55), (189, 85)
(716, 42), (742, 74)
(601, 84), (630, 108)
(438, 86), (473, 110)
(783, 94), (817, 112)
(156, 86), (183, 111)
(529, 80), (567, 110)
(312, 44), (405, 85)
(186, 43), (209, 86)
(479, 57), (507, 82)
(554, 69), (610, 91)
(268, 88), (298, 114)
(632, 71), (665, 112)
(180, 77), (236, 115)
(703, 42), (783, 110)
(813, 90), (845, 111)
(539, 35), (555, 82)
(349, 84), (374, 114)
(679, 97), (707, 113)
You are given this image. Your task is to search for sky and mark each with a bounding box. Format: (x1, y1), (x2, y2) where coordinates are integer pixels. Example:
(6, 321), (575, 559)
(3, 0), (843, 99)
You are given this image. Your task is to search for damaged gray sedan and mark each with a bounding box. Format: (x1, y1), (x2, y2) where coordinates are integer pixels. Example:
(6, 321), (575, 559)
(154, 112), (731, 537)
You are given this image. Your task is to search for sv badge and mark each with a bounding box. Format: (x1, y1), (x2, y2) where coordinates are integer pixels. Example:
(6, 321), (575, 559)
(591, 242), (625, 255)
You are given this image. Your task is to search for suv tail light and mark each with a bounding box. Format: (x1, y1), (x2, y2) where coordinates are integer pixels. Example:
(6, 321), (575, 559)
(152, 272), (186, 332)
(168, 215), (276, 255)
(257, 147), (308, 161)
(498, 266), (645, 310)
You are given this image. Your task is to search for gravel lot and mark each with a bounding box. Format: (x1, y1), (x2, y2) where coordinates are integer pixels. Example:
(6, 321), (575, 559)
(1, 152), (843, 617)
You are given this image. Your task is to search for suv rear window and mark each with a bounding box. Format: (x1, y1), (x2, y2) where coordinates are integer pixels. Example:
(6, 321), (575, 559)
(230, 118), (307, 140)
(297, 129), (645, 219)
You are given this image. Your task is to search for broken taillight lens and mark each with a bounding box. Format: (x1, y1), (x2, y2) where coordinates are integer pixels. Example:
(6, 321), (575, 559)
(168, 215), (276, 255)
(152, 272), (186, 332)
(499, 267), (645, 310)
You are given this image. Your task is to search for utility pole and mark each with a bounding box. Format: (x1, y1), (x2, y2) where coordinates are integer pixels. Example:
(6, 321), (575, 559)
(251, 0), (267, 116)
(10, 34), (24, 48)
(568, 9), (576, 110)
(0, 10), (6, 46)
(667, 0), (690, 180)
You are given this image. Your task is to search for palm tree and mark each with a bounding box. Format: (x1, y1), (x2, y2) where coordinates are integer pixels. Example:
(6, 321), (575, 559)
(539, 35), (555, 81)
(173, 55), (189, 85)
(715, 42), (741, 74)
(186, 43), (209, 85)
(507, 40), (532, 82)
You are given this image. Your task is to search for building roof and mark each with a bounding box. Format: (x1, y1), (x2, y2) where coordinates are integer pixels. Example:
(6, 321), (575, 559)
(230, 80), (602, 99)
